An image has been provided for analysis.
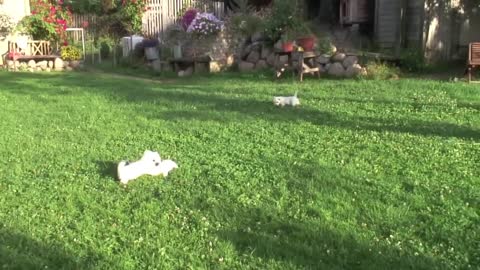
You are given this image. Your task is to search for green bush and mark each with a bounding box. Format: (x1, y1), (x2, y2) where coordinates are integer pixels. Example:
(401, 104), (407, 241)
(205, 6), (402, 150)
(362, 61), (401, 80)
(400, 48), (426, 72)
(60, 45), (82, 61)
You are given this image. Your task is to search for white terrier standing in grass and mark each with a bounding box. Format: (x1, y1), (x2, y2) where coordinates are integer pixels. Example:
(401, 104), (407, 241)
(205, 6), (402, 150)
(117, 150), (178, 184)
(273, 91), (300, 107)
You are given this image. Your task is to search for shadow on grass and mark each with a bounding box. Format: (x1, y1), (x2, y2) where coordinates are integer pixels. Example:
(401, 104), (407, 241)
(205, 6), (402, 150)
(219, 218), (442, 270)
(1, 72), (478, 141)
(215, 163), (449, 270)
(0, 227), (99, 269)
(95, 160), (119, 181)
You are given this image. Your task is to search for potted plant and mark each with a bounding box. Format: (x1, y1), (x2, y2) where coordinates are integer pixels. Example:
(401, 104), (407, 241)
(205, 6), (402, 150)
(142, 34), (160, 60)
(280, 30), (295, 52)
(295, 21), (316, 51)
(0, 12), (15, 37)
(164, 24), (188, 59)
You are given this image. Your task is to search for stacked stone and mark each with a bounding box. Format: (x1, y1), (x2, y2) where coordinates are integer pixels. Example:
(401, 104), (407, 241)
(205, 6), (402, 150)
(6, 58), (84, 72)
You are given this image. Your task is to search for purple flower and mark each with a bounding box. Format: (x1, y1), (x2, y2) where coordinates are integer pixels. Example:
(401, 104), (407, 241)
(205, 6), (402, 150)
(181, 9), (197, 31)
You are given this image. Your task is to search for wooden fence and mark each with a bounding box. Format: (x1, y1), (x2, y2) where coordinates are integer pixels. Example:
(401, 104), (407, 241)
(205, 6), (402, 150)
(70, 0), (224, 41)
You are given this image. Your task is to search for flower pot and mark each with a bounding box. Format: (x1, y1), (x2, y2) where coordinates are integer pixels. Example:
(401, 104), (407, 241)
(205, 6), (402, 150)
(282, 41), (294, 53)
(144, 47), (159, 60)
(173, 45), (182, 59)
(296, 36), (315, 51)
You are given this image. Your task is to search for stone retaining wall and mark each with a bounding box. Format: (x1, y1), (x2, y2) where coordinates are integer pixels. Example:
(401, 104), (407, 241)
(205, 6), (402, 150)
(5, 58), (84, 72)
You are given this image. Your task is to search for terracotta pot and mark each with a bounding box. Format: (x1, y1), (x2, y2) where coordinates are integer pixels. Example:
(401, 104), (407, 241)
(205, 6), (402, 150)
(282, 41), (294, 52)
(296, 36), (315, 51)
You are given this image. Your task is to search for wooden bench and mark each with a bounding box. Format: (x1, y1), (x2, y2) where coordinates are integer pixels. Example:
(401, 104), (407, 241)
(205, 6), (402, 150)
(467, 42), (480, 83)
(6, 40), (58, 71)
(168, 56), (211, 73)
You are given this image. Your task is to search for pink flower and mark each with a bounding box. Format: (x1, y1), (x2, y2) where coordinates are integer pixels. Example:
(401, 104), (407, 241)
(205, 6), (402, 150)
(82, 21), (89, 28)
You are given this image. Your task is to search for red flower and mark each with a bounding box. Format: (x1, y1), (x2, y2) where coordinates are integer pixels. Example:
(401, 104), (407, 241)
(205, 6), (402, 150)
(63, 41), (68, 46)
(82, 21), (89, 28)
(58, 0), (64, 4)
(50, 6), (56, 14)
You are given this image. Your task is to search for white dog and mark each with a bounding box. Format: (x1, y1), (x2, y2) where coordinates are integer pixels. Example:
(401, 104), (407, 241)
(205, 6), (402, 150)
(117, 150), (178, 184)
(273, 91), (300, 107)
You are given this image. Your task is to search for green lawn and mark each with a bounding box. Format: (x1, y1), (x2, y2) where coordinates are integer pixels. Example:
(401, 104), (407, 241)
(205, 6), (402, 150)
(0, 71), (478, 270)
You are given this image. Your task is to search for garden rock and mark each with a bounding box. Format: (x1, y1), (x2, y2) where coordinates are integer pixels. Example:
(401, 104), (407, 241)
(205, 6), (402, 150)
(238, 61), (254, 72)
(20, 62), (27, 69)
(178, 67), (192, 77)
(256, 60), (268, 70)
(37, 60), (48, 69)
(28, 60), (36, 68)
(316, 54), (331, 64)
(151, 59), (161, 72)
(28, 67), (34, 72)
(48, 60), (53, 68)
(266, 53), (276, 67)
(343, 55), (358, 68)
(261, 46), (271, 59)
(274, 40), (282, 51)
(66, 66), (73, 71)
(328, 62), (345, 77)
(345, 63), (363, 77)
(226, 55), (235, 67)
(250, 42), (262, 52)
(251, 32), (265, 42)
(54, 58), (64, 69)
(6, 60), (13, 67)
(70, 60), (81, 69)
(246, 51), (260, 63)
(241, 44), (252, 59)
(332, 53), (346, 62)
(46, 67), (51, 72)
(209, 61), (221, 73)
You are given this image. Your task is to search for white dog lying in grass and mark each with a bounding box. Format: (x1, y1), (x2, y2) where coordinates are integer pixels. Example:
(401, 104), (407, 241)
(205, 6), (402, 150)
(273, 91), (300, 107)
(117, 150), (178, 184)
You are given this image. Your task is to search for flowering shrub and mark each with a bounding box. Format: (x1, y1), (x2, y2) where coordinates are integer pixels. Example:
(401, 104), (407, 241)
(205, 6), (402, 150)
(17, 0), (71, 42)
(120, 0), (149, 34)
(186, 12), (223, 39)
(181, 9), (197, 31)
(0, 13), (15, 35)
(60, 45), (82, 60)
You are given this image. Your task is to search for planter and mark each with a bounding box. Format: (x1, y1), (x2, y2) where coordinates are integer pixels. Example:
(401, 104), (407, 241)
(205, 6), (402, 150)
(173, 45), (182, 59)
(282, 41), (294, 53)
(296, 36), (315, 51)
(144, 47), (159, 60)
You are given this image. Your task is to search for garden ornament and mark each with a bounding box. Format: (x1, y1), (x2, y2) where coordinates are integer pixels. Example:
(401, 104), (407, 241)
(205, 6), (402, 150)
(117, 150), (178, 184)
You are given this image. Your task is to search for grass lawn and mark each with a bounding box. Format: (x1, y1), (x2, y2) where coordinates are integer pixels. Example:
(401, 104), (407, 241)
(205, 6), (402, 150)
(0, 70), (478, 269)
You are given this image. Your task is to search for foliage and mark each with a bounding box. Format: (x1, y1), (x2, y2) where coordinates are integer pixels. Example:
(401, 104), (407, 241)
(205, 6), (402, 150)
(227, 12), (264, 38)
(400, 48), (426, 72)
(0, 71), (478, 269)
(362, 61), (401, 80)
(263, 0), (301, 42)
(60, 45), (82, 60)
(62, 0), (102, 14)
(164, 23), (188, 46)
(186, 11), (223, 39)
(317, 36), (335, 55)
(119, 0), (149, 34)
(17, 0), (71, 42)
(0, 12), (16, 35)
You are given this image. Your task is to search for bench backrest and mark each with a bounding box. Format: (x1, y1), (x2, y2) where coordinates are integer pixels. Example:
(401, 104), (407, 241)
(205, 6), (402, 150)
(469, 42), (480, 65)
(8, 40), (53, 56)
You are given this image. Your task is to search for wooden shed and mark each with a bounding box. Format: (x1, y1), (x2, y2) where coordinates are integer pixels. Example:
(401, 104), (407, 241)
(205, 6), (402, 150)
(373, 0), (480, 61)
(340, 0), (370, 25)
